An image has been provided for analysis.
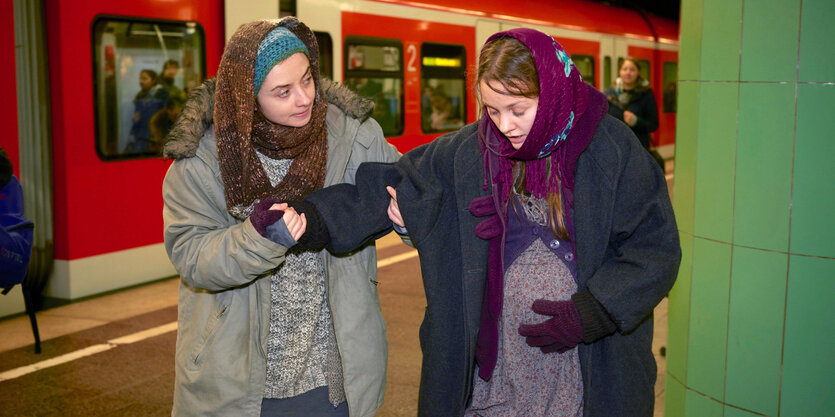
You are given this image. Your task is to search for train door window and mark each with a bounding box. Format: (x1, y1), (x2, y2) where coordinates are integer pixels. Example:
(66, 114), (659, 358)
(314, 32), (333, 79)
(421, 43), (466, 133)
(617, 57), (650, 86)
(603, 56), (612, 89)
(92, 17), (206, 160)
(571, 54), (595, 86)
(344, 36), (403, 136)
(662, 61), (678, 113)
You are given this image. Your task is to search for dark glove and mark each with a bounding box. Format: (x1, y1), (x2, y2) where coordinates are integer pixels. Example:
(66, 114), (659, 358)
(288, 200), (331, 251)
(250, 198), (284, 238)
(469, 195), (501, 240)
(518, 299), (583, 354)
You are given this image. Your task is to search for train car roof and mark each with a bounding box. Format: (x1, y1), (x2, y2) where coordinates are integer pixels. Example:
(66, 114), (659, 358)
(371, 0), (679, 44)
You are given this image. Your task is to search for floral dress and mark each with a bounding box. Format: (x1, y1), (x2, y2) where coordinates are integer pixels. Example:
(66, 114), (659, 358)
(466, 196), (583, 417)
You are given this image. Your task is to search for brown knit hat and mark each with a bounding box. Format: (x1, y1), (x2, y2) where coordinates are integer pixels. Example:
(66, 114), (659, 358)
(214, 17), (328, 217)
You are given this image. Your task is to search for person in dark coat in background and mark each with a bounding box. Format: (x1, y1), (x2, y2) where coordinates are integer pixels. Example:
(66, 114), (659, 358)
(291, 28), (680, 416)
(604, 58), (659, 151)
(0, 148), (34, 289)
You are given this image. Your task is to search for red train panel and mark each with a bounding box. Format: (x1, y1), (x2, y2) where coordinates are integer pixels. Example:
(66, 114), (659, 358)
(43, 0), (224, 260)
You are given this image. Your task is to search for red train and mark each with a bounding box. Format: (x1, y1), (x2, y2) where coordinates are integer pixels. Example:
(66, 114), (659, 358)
(0, 0), (678, 314)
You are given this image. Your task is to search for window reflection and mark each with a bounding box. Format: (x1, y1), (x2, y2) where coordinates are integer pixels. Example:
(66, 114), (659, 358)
(344, 37), (403, 136)
(93, 18), (205, 159)
(421, 43), (466, 134)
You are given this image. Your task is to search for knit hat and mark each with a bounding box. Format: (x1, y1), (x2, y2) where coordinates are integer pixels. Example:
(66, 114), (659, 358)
(253, 26), (309, 94)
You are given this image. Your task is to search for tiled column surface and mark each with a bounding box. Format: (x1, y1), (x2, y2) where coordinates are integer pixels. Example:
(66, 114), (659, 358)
(665, 0), (835, 416)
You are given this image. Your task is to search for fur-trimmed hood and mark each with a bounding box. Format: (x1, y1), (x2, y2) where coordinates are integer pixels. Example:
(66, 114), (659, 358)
(162, 77), (375, 160)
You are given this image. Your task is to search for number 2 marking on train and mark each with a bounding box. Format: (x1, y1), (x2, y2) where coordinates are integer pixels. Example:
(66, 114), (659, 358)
(407, 44), (417, 72)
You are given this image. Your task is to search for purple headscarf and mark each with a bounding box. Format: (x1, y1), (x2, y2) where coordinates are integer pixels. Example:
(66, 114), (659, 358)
(474, 28), (608, 380)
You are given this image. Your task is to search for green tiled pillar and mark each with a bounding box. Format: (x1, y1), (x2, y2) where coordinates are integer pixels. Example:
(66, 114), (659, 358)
(666, 0), (835, 416)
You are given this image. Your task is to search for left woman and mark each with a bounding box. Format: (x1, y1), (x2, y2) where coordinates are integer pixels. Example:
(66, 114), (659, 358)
(161, 17), (399, 417)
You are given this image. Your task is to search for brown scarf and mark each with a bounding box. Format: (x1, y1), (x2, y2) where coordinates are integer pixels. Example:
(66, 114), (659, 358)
(214, 17), (328, 217)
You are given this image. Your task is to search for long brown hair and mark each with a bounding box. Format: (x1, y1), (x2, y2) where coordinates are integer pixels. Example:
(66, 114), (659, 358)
(476, 36), (568, 239)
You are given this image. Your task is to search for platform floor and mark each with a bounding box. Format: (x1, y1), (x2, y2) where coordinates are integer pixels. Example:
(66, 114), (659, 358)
(0, 232), (670, 416)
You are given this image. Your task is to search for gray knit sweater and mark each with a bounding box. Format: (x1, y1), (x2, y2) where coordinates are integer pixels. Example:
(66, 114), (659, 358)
(257, 153), (345, 405)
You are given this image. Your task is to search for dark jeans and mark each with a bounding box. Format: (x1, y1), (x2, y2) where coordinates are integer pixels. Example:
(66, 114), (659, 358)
(260, 387), (349, 417)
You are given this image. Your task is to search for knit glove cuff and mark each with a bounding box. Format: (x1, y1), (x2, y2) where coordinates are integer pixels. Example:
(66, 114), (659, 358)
(571, 291), (617, 343)
(289, 200), (331, 251)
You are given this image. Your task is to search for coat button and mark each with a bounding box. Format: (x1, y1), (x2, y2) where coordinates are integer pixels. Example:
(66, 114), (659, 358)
(549, 239), (560, 249)
(565, 253), (574, 261)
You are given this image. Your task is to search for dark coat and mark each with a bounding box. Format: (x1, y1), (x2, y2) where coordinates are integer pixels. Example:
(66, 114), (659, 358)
(605, 86), (659, 149)
(306, 115), (680, 416)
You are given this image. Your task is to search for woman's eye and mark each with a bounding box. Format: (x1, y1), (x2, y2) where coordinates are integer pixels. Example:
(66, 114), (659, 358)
(513, 111), (524, 117)
(303, 76), (313, 84)
(278, 90), (289, 98)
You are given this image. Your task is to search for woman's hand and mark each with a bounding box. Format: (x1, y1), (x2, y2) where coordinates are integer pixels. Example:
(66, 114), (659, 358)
(623, 110), (637, 127)
(386, 186), (404, 227)
(274, 203), (307, 241)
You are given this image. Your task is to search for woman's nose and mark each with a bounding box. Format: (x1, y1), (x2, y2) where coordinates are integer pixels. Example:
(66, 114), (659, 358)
(499, 116), (513, 134)
(296, 88), (313, 106)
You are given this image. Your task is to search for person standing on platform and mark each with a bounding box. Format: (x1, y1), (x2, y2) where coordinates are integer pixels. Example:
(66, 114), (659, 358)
(604, 58), (660, 152)
(290, 28), (680, 416)
(161, 17), (399, 417)
(0, 148), (33, 290)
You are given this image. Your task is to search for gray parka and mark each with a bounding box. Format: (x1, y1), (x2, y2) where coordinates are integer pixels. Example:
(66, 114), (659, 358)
(162, 79), (400, 417)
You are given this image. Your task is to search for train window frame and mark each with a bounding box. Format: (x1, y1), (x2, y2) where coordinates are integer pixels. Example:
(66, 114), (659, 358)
(314, 31), (333, 80)
(603, 56), (612, 89)
(420, 42), (467, 134)
(662, 61), (678, 113)
(343, 36), (404, 137)
(91, 15), (207, 161)
(571, 54), (595, 86)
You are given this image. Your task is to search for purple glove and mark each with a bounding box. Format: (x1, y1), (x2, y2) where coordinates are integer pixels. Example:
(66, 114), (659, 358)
(250, 198), (284, 238)
(469, 195), (501, 240)
(518, 299), (583, 354)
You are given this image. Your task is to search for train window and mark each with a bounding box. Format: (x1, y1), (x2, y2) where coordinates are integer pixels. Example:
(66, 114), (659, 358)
(571, 54), (595, 86)
(344, 36), (404, 136)
(603, 56), (612, 89)
(92, 17), (206, 160)
(314, 32), (333, 79)
(421, 43), (466, 134)
(663, 61), (677, 113)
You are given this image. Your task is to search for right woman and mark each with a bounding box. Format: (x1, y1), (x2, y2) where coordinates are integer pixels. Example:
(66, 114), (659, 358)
(603, 57), (659, 150)
(293, 28), (680, 416)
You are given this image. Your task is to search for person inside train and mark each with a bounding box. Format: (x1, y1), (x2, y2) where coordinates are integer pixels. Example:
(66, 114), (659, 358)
(0, 147), (34, 290)
(161, 17), (399, 417)
(287, 28), (680, 416)
(159, 58), (184, 101)
(426, 87), (463, 132)
(125, 69), (167, 153)
(148, 94), (185, 153)
(603, 58), (659, 152)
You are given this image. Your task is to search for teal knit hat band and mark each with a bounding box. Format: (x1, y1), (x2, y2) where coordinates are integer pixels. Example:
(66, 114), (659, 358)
(253, 26), (309, 94)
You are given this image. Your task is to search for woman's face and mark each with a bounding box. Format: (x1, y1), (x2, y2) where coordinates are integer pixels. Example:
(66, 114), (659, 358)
(479, 80), (539, 150)
(139, 72), (154, 91)
(256, 53), (315, 127)
(619, 60), (639, 86)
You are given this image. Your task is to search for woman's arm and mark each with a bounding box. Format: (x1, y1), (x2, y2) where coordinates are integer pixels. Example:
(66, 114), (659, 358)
(577, 121), (680, 335)
(630, 90), (659, 135)
(163, 157), (290, 292)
